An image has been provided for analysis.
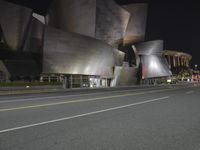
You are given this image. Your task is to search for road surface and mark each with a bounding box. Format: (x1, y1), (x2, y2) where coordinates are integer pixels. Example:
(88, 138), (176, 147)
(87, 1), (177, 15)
(0, 84), (200, 150)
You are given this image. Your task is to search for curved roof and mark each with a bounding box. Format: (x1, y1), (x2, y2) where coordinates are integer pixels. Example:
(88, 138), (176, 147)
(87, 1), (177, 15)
(164, 50), (192, 60)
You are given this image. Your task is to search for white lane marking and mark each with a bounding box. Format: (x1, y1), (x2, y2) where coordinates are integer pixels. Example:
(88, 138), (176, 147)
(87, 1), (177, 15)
(186, 91), (194, 94)
(0, 96), (169, 134)
(0, 88), (173, 112)
(0, 87), (163, 103)
(0, 83), (196, 104)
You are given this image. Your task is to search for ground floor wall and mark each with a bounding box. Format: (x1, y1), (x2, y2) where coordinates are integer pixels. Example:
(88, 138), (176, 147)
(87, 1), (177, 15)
(41, 74), (111, 88)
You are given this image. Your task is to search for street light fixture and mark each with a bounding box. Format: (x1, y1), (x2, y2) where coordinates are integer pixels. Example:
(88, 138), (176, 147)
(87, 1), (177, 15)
(195, 64), (198, 70)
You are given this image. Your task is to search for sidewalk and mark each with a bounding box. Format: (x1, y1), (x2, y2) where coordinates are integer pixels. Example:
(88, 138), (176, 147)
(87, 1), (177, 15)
(0, 84), (152, 96)
(0, 82), (198, 96)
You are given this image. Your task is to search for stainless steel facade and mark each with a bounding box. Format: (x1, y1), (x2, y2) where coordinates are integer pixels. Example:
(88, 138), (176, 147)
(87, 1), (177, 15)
(122, 3), (148, 45)
(113, 49), (125, 66)
(0, 0), (32, 50)
(46, 0), (149, 48)
(95, 0), (130, 47)
(136, 40), (172, 78)
(136, 40), (164, 56)
(140, 55), (172, 78)
(111, 65), (138, 86)
(44, 1), (172, 86)
(46, 0), (130, 47)
(43, 27), (124, 77)
(0, 0), (173, 86)
(46, 0), (96, 37)
(24, 16), (44, 53)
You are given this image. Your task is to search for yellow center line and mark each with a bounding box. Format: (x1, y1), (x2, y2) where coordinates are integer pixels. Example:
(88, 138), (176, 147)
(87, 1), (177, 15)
(0, 89), (59, 95)
(0, 88), (174, 112)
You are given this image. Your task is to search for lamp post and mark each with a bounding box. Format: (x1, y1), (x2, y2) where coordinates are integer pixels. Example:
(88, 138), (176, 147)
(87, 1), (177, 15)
(194, 64), (199, 82)
(195, 64), (198, 70)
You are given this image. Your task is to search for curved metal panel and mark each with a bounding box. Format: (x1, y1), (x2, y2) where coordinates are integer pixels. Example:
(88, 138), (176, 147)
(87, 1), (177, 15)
(46, 0), (96, 37)
(95, 0), (130, 47)
(111, 66), (138, 86)
(24, 16), (44, 53)
(132, 45), (140, 67)
(46, 0), (130, 48)
(141, 55), (172, 78)
(113, 49), (125, 66)
(136, 40), (164, 55)
(122, 3), (148, 44)
(43, 27), (117, 77)
(32, 13), (45, 24)
(135, 40), (172, 78)
(0, 1), (32, 50)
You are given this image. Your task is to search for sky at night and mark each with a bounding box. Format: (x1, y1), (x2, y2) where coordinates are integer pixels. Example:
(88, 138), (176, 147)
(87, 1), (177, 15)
(6, 0), (200, 67)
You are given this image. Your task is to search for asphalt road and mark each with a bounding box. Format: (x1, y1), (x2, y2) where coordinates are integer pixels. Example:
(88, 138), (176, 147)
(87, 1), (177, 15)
(0, 83), (200, 150)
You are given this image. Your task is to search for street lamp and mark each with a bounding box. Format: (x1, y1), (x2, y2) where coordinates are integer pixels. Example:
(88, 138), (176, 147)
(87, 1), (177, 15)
(195, 64), (198, 70)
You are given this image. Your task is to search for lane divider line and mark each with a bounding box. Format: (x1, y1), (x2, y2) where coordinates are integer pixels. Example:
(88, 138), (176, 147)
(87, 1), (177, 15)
(0, 87), (164, 103)
(0, 83), (199, 96)
(0, 83), (198, 103)
(186, 91), (194, 94)
(0, 96), (169, 134)
(0, 83), (197, 104)
(0, 88), (174, 112)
